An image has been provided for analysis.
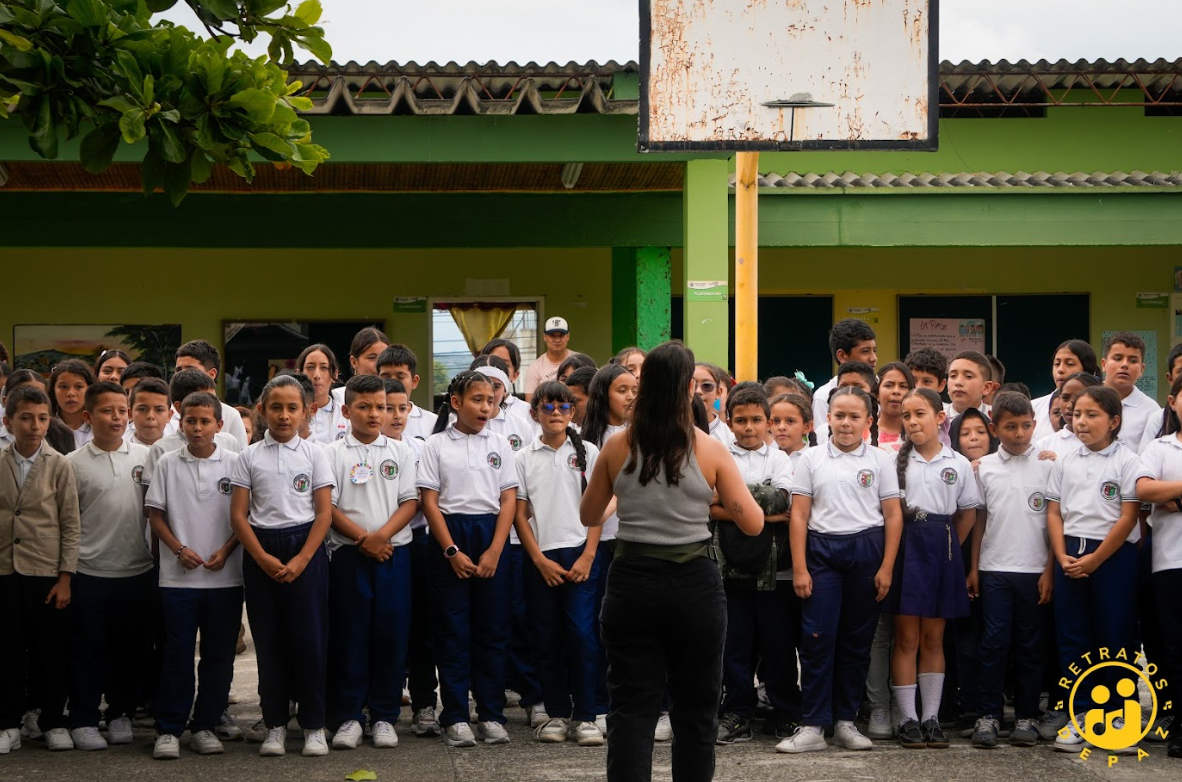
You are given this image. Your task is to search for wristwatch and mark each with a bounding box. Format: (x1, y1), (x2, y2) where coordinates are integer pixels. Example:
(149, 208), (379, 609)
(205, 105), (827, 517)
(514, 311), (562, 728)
(444, 544), (459, 559)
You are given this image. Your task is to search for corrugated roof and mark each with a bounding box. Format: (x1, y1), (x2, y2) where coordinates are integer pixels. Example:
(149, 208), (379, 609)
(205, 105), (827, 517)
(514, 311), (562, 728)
(745, 170), (1182, 189)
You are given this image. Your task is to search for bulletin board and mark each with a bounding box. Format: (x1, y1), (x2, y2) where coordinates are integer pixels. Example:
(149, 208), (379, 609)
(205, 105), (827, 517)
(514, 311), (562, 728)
(908, 318), (987, 363)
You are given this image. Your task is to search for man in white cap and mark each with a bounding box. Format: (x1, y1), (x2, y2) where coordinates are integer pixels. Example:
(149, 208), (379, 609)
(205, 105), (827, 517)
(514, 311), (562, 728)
(524, 316), (574, 402)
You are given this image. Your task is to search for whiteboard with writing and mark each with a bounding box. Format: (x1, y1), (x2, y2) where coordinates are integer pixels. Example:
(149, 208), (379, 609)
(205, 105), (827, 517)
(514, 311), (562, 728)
(909, 318), (987, 362)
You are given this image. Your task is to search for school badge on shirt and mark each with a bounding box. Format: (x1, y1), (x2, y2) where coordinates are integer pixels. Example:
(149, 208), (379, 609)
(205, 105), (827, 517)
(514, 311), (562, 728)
(508, 434), (523, 451)
(1028, 492), (1045, 512)
(940, 468), (958, 485)
(1100, 481), (1119, 501)
(217, 477), (232, 496)
(380, 459), (398, 480)
(293, 473), (311, 493)
(487, 452), (502, 470)
(857, 469), (874, 488)
(132, 465), (145, 484)
(567, 454), (580, 470)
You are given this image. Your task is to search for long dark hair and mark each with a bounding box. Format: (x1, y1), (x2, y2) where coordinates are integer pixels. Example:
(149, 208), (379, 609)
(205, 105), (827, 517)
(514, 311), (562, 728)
(49, 359), (96, 417)
(1159, 374), (1182, 439)
(531, 381), (589, 491)
(432, 371), (493, 435)
(949, 407), (999, 459)
(1057, 339), (1101, 377)
(894, 387), (944, 515)
(624, 341), (696, 486)
(582, 364), (632, 447)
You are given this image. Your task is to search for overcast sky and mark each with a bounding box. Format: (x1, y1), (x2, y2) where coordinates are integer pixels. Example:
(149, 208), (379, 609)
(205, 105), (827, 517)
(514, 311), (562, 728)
(167, 0), (1179, 65)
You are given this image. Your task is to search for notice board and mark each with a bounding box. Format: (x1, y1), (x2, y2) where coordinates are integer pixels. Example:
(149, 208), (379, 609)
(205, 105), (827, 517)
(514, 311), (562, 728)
(908, 318), (987, 363)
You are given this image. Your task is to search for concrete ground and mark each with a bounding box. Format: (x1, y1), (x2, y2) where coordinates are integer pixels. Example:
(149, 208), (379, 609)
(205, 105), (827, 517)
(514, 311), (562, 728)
(5, 628), (1182, 782)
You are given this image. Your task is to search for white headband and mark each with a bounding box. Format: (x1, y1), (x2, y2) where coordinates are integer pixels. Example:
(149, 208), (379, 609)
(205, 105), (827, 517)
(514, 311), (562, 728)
(475, 365), (511, 390)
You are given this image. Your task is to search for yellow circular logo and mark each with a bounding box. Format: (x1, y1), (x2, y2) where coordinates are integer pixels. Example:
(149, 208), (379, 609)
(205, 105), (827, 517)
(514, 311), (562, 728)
(1067, 661), (1155, 751)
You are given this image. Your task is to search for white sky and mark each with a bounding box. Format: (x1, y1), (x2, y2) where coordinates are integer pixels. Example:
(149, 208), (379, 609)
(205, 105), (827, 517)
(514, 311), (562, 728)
(165, 0), (1179, 65)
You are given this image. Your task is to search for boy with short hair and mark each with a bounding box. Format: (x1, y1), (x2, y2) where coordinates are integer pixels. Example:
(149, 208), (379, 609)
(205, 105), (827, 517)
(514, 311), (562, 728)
(835, 361), (876, 393)
(905, 348), (948, 394)
(173, 340), (248, 448)
(145, 392), (243, 761)
(144, 370), (243, 488)
(376, 344), (439, 441)
(969, 392), (1053, 749)
(0, 386), (80, 754)
(126, 377), (173, 448)
(814, 319), (877, 446)
(1100, 332), (1162, 453)
(119, 361), (167, 396)
(66, 382), (155, 751)
(325, 376), (418, 749)
(947, 351), (992, 418)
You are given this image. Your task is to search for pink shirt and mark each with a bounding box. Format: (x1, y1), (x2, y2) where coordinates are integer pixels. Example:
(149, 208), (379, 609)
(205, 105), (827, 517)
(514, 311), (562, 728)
(524, 350), (573, 394)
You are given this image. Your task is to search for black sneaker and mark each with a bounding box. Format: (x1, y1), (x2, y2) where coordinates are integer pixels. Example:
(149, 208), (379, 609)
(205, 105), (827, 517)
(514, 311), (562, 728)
(898, 719), (926, 749)
(957, 712), (979, 738)
(716, 713), (753, 745)
(971, 716), (1000, 749)
(761, 717), (800, 739)
(923, 718), (950, 748)
(1168, 734), (1182, 759)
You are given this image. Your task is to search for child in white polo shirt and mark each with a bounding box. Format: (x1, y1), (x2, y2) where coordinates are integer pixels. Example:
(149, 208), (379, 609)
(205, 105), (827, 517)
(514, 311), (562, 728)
(145, 392), (243, 761)
(142, 369), (243, 488)
(66, 381), (154, 752)
(376, 344), (438, 442)
(417, 370), (519, 748)
(324, 376), (418, 750)
(230, 375), (335, 758)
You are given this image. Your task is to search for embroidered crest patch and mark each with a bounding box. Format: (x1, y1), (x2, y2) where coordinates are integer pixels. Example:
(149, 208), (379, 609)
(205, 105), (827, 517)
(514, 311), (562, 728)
(567, 454), (580, 470)
(380, 459), (398, 480)
(509, 434), (523, 451)
(940, 468), (957, 485)
(1100, 481), (1119, 501)
(293, 473), (311, 493)
(217, 478), (232, 496)
(487, 452), (502, 470)
(132, 465), (144, 484)
(857, 469), (874, 488)
(1028, 492), (1045, 512)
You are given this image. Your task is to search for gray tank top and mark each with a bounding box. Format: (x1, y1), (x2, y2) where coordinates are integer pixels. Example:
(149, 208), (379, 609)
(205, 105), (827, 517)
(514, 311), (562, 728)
(613, 444), (714, 546)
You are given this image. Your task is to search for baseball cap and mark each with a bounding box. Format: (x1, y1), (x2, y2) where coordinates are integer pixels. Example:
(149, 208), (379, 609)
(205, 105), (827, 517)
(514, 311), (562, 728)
(544, 317), (569, 334)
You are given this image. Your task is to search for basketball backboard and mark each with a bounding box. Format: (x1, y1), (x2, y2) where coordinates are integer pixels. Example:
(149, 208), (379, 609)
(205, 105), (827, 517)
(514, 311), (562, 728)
(639, 0), (939, 151)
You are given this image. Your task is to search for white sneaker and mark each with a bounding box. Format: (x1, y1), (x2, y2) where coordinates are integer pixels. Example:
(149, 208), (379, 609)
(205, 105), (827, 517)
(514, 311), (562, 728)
(1054, 721), (1085, 752)
(106, 716), (134, 745)
(0, 728), (21, 755)
(443, 722), (477, 747)
(372, 721), (398, 748)
(20, 710), (41, 741)
(833, 721), (872, 751)
(572, 720), (605, 747)
(71, 726), (108, 751)
(535, 717), (568, 743)
(302, 728), (329, 757)
(332, 720), (362, 749)
(776, 725), (828, 754)
(654, 713), (673, 741)
(152, 734), (179, 760)
(245, 718), (268, 742)
(477, 720), (510, 744)
(45, 727), (73, 752)
(595, 714), (608, 735)
(412, 707), (440, 737)
(215, 712), (243, 741)
(528, 703), (550, 728)
(259, 726), (286, 756)
(867, 708), (893, 739)
(190, 730), (224, 755)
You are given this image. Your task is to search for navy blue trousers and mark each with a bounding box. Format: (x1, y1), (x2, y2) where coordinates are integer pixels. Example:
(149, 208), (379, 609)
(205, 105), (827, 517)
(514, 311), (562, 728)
(429, 513), (511, 727)
(978, 571), (1045, 719)
(508, 543), (542, 706)
(406, 527), (438, 712)
(243, 522), (329, 730)
(799, 528), (884, 727)
(523, 545), (601, 721)
(155, 586), (244, 736)
(1138, 532), (1176, 711)
(0, 574), (68, 732)
(328, 544), (411, 728)
(721, 580), (802, 721)
(601, 554), (725, 782)
(1054, 536), (1138, 712)
(593, 539), (615, 715)
(68, 570), (154, 728)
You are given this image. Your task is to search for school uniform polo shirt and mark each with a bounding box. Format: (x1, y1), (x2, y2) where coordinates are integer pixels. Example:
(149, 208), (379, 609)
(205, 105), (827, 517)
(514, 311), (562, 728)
(326, 433), (418, 551)
(1046, 440), (1142, 544)
(728, 441), (794, 493)
(67, 440), (153, 578)
(144, 446), (243, 589)
(229, 431), (335, 529)
(403, 403), (439, 443)
(0, 421), (13, 449)
(70, 422), (93, 450)
(1137, 435), (1182, 573)
(416, 425), (518, 515)
(143, 431), (243, 486)
(708, 416), (736, 448)
(1031, 392), (1055, 442)
(400, 435), (428, 531)
(310, 393), (349, 445)
(791, 441), (901, 535)
(1036, 427), (1080, 458)
(975, 445), (1052, 574)
(13, 444), (41, 486)
(902, 445), (980, 516)
(169, 403), (247, 449)
(811, 376), (838, 447)
(1117, 386), (1162, 454)
(515, 437), (600, 552)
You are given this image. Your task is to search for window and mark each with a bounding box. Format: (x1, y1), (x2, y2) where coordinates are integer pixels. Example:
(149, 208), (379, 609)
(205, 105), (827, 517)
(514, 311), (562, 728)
(430, 301), (539, 406)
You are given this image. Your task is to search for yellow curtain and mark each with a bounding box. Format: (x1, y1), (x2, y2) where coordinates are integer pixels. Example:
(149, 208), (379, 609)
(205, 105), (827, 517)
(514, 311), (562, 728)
(449, 305), (518, 356)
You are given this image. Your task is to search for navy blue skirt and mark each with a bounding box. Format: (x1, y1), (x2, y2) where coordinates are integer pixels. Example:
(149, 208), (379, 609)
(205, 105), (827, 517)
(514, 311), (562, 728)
(884, 513), (970, 619)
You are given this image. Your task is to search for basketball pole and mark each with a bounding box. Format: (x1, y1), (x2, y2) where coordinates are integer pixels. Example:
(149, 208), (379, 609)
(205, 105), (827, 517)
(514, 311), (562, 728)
(735, 151), (759, 382)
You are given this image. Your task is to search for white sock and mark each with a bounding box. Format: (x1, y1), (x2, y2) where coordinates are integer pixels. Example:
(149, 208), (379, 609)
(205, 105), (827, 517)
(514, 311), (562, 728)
(918, 672), (945, 722)
(892, 684), (918, 723)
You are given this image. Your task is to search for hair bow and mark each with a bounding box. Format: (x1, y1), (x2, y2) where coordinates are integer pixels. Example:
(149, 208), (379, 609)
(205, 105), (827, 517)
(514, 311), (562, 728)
(794, 370), (814, 390)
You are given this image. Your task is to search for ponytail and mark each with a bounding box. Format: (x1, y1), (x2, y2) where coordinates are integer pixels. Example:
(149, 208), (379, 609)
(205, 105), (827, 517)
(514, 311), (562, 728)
(896, 439), (914, 517)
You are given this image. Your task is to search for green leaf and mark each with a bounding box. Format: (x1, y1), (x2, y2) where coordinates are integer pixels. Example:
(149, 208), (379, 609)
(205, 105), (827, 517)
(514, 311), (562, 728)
(269, 101), (297, 124)
(286, 95), (312, 111)
(141, 148), (166, 195)
(164, 154), (193, 206)
(118, 108), (146, 143)
(66, 0), (107, 26)
(29, 95), (58, 158)
(190, 150), (212, 183)
(98, 95), (139, 113)
(226, 87), (275, 121)
(248, 130), (294, 160)
(345, 772), (377, 782)
(293, 33), (331, 64)
(156, 120), (185, 162)
(246, 0), (288, 15)
(198, 0), (240, 21)
(293, 0), (321, 25)
(0, 6), (14, 24)
(157, 108), (180, 123)
(116, 50), (145, 101)
(142, 75), (155, 105)
(80, 123), (123, 173)
(194, 50), (226, 95)
(145, 0), (179, 10)
(0, 30), (34, 52)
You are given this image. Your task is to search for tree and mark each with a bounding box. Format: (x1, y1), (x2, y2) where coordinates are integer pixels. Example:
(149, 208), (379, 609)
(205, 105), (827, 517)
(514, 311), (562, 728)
(0, 0), (332, 204)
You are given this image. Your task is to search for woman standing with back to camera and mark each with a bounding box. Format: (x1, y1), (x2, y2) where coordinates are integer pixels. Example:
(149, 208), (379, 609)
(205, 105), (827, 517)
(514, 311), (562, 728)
(581, 341), (763, 782)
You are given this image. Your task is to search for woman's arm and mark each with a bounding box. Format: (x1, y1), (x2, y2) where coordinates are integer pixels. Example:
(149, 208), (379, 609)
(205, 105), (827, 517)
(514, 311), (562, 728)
(580, 437), (620, 528)
(700, 435), (763, 535)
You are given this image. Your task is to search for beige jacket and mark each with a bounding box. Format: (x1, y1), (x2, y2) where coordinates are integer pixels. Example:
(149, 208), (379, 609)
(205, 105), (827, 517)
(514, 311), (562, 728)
(0, 443), (81, 577)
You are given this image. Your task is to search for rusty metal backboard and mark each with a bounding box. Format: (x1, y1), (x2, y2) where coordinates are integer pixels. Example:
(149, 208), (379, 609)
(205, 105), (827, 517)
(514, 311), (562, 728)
(640, 0), (939, 151)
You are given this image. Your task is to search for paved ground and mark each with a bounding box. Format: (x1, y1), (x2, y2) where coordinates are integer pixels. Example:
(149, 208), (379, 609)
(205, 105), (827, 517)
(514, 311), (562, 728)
(5, 627), (1182, 782)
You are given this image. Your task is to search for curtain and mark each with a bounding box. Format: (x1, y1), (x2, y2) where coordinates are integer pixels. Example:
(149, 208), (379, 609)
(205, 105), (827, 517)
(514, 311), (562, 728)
(449, 305), (518, 356)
